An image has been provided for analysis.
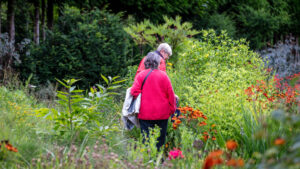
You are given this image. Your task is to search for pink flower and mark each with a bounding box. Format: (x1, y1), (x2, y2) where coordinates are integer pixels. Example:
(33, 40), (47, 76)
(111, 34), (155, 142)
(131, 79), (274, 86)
(168, 148), (184, 160)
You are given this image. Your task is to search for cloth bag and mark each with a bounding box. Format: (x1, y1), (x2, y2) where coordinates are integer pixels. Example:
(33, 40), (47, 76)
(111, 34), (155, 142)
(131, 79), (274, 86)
(122, 69), (153, 130)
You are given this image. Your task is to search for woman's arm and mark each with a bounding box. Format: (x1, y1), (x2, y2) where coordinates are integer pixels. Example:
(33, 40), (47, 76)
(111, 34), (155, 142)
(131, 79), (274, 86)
(130, 74), (142, 97)
(165, 76), (176, 114)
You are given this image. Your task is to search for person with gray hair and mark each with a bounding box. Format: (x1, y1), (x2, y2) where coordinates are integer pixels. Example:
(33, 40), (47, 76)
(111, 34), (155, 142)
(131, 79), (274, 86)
(144, 51), (161, 69)
(134, 43), (172, 79)
(131, 51), (176, 150)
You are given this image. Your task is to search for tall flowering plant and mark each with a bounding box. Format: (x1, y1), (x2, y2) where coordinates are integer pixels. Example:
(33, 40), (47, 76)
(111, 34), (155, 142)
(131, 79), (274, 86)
(170, 106), (217, 143)
(245, 72), (300, 114)
(0, 140), (18, 161)
(203, 140), (244, 169)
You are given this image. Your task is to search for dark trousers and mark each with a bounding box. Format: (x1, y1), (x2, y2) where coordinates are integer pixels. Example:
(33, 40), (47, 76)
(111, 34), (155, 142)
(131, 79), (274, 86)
(171, 99), (181, 122)
(139, 119), (168, 150)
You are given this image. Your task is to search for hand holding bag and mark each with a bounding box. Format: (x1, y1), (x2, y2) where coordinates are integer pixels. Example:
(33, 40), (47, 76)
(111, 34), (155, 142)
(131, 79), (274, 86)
(122, 69), (153, 130)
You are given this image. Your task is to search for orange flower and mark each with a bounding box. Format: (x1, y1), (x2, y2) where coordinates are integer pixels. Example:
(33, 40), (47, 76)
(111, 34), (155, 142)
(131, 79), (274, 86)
(187, 107), (193, 112)
(175, 119), (182, 125)
(178, 115), (185, 119)
(245, 87), (254, 96)
(202, 115), (208, 120)
(5, 143), (18, 152)
(203, 135), (209, 141)
(268, 96), (275, 102)
(226, 140), (238, 151)
(212, 136), (216, 141)
(209, 150), (223, 157)
(274, 138), (285, 145)
(237, 159), (244, 167)
(211, 124), (216, 128)
(226, 159), (237, 166)
(198, 121), (207, 126)
(172, 123), (177, 130)
(203, 150), (224, 169)
(226, 158), (244, 167)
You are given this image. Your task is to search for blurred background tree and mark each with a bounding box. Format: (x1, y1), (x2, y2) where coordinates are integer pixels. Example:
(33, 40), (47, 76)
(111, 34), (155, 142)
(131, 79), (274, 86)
(0, 0), (298, 88)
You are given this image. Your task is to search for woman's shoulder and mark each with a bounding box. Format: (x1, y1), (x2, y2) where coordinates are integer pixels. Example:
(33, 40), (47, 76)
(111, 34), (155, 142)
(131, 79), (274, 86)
(156, 69), (168, 76)
(153, 70), (169, 81)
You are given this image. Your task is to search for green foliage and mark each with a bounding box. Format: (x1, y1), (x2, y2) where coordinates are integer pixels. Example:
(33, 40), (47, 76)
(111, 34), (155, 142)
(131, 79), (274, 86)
(104, 0), (210, 23)
(18, 6), (137, 88)
(0, 86), (47, 166)
(127, 127), (164, 168)
(34, 75), (123, 138)
(206, 13), (236, 38)
(168, 30), (267, 138)
(124, 16), (199, 64)
(236, 4), (289, 49)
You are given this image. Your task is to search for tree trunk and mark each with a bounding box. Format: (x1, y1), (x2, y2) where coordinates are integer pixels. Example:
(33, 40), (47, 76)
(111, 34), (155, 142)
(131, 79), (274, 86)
(7, 0), (15, 43)
(0, 0), (2, 36)
(41, 0), (45, 40)
(47, 0), (54, 30)
(34, 0), (40, 44)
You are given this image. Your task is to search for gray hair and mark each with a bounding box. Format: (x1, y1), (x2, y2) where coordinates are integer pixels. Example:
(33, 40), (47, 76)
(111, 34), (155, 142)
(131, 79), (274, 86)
(144, 52), (161, 69)
(157, 43), (172, 56)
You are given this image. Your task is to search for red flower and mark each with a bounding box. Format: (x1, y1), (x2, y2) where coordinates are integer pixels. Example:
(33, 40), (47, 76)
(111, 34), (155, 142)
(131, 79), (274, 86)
(168, 148), (184, 160)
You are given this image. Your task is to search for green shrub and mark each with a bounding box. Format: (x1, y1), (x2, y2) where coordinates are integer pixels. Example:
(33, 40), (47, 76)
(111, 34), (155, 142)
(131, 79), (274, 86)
(206, 13), (236, 38)
(124, 16), (199, 65)
(168, 30), (267, 139)
(236, 4), (290, 49)
(19, 7), (137, 89)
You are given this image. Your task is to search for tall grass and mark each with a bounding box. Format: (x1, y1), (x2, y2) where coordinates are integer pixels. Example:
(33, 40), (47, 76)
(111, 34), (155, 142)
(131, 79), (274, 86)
(0, 86), (49, 167)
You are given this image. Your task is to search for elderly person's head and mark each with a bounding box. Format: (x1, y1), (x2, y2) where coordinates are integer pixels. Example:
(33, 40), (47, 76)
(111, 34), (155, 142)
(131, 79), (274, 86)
(157, 43), (172, 60)
(144, 52), (161, 69)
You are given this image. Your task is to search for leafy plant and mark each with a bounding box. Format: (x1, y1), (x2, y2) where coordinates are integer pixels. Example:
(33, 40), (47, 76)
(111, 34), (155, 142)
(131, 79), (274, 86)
(124, 16), (199, 64)
(168, 29), (267, 139)
(35, 75), (125, 137)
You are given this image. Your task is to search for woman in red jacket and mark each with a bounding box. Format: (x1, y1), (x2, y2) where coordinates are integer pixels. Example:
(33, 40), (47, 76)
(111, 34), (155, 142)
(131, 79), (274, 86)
(131, 52), (176, 150)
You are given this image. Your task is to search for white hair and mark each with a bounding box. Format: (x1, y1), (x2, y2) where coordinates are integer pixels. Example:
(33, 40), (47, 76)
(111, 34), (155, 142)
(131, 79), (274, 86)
(157, 43), (172, 56)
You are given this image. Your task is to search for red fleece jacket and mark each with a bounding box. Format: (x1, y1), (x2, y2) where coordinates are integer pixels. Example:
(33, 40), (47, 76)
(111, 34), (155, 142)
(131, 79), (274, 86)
(134, 57), (166, 80)
(131, 69), (176, 120)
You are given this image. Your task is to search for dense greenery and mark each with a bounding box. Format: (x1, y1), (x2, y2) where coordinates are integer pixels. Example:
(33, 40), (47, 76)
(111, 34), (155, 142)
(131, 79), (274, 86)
(1, 31), (299, 168)
(0, 0), (299, 169)
(18, 7), (137, 88)
(168, 30), (267, 138)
